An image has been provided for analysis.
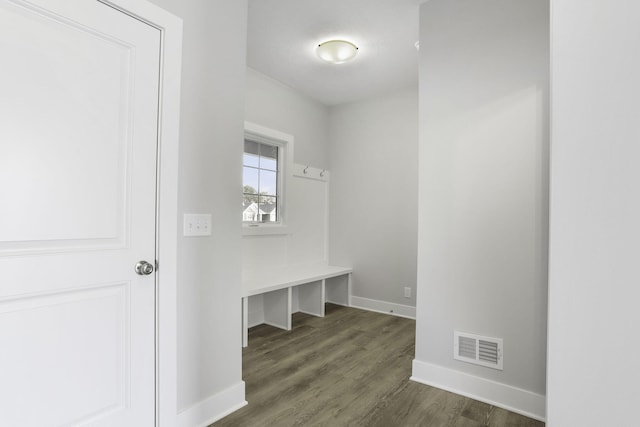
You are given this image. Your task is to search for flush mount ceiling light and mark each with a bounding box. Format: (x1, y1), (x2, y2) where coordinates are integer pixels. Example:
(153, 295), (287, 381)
(316, 40), (358, 64)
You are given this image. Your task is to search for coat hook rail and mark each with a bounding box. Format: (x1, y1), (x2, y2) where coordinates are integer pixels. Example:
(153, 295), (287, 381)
(294, 164), (329, 181)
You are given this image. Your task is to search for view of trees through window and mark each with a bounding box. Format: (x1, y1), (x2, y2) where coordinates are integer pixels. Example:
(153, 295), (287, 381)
(243, 139), (279, 223)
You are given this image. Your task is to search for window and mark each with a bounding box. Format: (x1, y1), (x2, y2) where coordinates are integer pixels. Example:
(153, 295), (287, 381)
(243, 139), (281, 223)
(243, 122), (293, 233)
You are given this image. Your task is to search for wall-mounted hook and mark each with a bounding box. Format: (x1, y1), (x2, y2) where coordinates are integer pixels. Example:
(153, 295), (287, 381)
(303, 165), (309, 174)
(320, 169), (326, 177)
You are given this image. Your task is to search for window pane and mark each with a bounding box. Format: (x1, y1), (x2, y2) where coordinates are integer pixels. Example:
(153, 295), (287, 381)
(242, 200), (258, 222)
(244, 140), (260, 155)
(259, 196), (277, 222)
(243, 191), (259, 206)
(260, 144), (278, 171)
(243, 167), (259, 193)
(243, 140), (259, 167)
(243, 138), (282, 224)
(259, 170), (277, 196)
(243, 152), (259, 168)
(260, 156), (277, 171)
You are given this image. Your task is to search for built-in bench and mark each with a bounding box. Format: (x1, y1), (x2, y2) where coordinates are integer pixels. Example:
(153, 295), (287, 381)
(242, 263), (353, 347)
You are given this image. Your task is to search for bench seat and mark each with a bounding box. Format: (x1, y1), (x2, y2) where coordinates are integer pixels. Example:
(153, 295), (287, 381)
(242, 263), (352, 347)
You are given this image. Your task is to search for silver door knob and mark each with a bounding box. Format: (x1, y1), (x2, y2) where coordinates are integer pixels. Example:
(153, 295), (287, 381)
(135, 260), (155, 276)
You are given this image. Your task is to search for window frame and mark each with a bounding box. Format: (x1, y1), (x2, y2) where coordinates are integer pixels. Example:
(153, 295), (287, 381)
(243, 122), (293, 236)
(243, 139), (281, 224)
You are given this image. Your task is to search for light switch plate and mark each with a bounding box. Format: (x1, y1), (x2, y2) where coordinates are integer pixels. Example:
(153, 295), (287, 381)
(183, 214), (212, 236)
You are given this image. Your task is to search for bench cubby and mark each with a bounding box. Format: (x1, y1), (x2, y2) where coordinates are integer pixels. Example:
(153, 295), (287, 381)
(242, 263), (352, 347)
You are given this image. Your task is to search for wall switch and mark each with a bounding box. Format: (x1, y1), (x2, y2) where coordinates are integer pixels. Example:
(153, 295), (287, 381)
(183, 214), (212, 236)
(404, 287), (412, 298)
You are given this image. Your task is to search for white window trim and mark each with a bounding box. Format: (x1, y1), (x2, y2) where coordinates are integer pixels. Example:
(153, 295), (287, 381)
(243, 121), (293, 236)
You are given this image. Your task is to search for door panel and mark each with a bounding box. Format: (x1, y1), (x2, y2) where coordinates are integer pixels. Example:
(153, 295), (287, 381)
(0, 284), (129, 425)
(0, 0), (160, 425)
(0, 1), (130, 246)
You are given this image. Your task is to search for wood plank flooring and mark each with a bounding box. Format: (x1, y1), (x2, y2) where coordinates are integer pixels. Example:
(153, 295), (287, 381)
(212, 304), (544, 427)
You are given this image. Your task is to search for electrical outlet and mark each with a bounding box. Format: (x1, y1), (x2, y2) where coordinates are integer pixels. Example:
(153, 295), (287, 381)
(404, 287), (411, 298)
(183, 214), (212, 236)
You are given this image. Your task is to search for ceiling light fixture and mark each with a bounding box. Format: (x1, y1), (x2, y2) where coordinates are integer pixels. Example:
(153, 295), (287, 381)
(316, 40), (358, 64)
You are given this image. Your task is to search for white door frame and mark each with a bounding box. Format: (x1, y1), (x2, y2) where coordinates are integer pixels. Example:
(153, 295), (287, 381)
(98, 1), (182, 425)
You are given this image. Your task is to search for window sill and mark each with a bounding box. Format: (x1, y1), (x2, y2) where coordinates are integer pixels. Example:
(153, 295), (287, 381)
(243, 224), (290, 237)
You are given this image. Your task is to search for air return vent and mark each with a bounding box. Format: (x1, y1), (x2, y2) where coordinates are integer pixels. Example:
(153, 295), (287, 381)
(454, 331), (503, 370)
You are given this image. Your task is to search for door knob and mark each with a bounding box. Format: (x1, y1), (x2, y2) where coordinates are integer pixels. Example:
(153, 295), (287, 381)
(135, 260), (155, 276)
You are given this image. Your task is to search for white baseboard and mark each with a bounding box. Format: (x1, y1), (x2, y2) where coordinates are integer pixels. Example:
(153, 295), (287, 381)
(411, 359), (545, 422)
(350, 295), (416, 319)
(177, 381), (247, 427)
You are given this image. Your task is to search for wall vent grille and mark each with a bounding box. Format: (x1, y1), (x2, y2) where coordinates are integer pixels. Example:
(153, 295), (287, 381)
(454, 331), (503, 370)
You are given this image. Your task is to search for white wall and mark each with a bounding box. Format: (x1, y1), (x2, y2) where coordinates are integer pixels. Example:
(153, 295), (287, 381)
(147, 0), (247, 423)
(243, 69), (331, 276)
(547, 1), (640, 425)
(413, 0), (549, 419)
(246, 68), (330, 167)
(328, 88), (419, 312)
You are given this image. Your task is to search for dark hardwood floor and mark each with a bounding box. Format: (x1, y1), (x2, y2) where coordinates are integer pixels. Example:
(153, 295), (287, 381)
(212, 304), (544, 427)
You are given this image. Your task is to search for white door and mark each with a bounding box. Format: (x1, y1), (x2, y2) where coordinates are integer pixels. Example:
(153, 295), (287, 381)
(0, 0), (160, 425)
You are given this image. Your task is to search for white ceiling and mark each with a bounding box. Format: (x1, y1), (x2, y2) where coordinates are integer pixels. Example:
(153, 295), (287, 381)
(247, 0), (420, 106)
